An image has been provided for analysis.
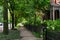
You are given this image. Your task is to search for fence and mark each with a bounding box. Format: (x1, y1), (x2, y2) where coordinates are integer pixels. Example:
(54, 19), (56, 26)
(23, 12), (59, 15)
(43, 26), (60, 40)
(46, 30), (60, 40)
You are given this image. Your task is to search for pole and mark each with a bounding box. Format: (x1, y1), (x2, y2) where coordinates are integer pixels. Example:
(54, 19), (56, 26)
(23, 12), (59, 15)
(53, 6), (55, 20)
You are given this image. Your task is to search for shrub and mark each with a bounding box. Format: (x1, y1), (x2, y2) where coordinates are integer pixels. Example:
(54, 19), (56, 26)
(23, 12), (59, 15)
(44, 19), (60, 31)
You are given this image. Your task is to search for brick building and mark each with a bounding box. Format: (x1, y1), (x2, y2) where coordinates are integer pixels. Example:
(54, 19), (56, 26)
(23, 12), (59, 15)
(50, 0), (60, 20)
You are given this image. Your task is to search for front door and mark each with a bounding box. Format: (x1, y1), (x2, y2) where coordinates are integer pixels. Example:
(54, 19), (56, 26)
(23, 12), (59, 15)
(55, 10), (59, 20)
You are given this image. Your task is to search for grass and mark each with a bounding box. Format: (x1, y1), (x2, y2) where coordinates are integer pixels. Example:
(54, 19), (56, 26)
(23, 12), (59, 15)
(32, 32), (43, 38)
(0, 30), (20, 40)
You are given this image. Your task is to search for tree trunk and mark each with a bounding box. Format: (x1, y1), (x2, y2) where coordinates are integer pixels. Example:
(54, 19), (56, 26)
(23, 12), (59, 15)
(9, 0), (15, 30)
(11, 13), (15, 30)
(34, 13), (36, 26)
(15, 17), (17, 26)
(33, 13), (36, 32)
(3, 0), (8, 35)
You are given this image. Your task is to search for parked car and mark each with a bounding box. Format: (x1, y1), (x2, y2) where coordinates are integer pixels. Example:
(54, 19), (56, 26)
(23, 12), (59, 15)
(0, 23), (3, 27)
(0, 23), (12, 30)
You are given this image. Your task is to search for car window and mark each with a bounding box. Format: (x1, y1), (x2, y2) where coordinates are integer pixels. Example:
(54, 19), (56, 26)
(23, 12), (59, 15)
(0, 24), (2, 26)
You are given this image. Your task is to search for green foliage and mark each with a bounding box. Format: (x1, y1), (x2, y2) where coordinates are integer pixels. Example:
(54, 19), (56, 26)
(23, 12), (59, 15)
(0, 6), (3, 22)
(44, 19), (60, 31)
(35, 17), (41, 26)
(23, 16), (41, 27)
(0, 30), (20, 40)
(0, 0), (3, 5)
(12, 0), (50, 26)
(33, 32), (41, 38)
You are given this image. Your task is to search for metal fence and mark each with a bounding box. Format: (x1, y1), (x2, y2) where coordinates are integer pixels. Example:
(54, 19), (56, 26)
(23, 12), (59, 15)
(43, 25), (60, 40)
(46, 30), (60, 40)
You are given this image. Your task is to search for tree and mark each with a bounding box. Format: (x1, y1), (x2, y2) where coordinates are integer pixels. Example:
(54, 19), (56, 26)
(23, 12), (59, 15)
(8, 0), (50, 27)
(9, 0), (15, 30)
(3, 0), (8, 35)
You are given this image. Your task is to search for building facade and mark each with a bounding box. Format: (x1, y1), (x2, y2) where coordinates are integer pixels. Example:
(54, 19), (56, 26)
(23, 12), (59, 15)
(50, 0), (60, 20)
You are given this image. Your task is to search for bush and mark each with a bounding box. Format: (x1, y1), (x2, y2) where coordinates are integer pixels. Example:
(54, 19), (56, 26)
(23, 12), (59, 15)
(44, 19), (60, 31)
(24, 16), (42, 32)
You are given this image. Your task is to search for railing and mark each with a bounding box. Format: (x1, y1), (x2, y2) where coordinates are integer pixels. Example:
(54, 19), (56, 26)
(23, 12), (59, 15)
(46, 30), (60, 40)
(43, 25), (60, 40)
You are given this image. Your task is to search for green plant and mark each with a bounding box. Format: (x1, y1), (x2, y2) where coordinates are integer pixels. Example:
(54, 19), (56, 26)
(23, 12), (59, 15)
(33, 32), (41, 38)
(44, 19), (60, 31)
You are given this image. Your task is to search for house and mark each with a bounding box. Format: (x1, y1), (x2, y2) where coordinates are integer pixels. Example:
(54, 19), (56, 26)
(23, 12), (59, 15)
(50, 0), (60, 20)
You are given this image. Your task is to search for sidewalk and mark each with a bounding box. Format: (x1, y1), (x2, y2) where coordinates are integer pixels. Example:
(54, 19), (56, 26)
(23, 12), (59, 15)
(20, 26), (43, 40)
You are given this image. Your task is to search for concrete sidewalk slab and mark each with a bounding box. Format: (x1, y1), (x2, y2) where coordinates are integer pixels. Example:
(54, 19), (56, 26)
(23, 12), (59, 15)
(20, 26), (43, 40)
